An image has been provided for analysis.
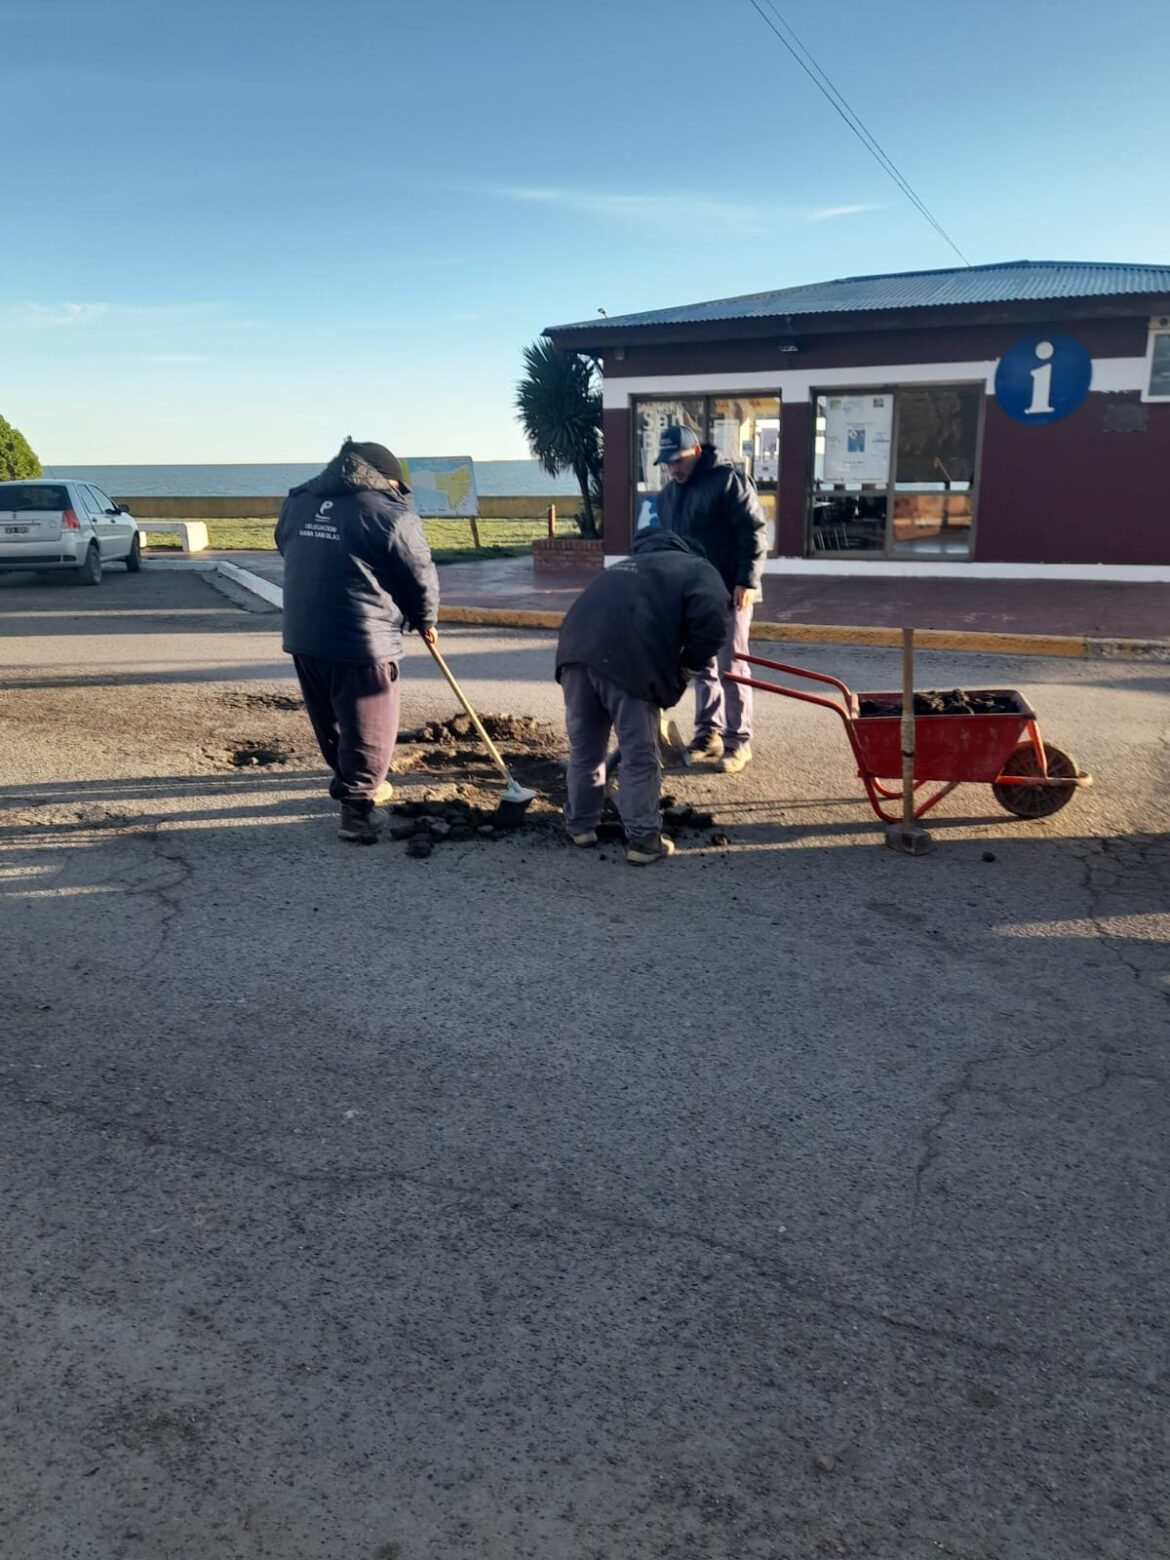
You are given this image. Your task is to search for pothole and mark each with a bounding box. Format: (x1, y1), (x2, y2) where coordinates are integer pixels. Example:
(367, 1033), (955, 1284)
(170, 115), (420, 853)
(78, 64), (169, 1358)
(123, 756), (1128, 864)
(225, 742), (291, 768)
(222, 691), (303, 713)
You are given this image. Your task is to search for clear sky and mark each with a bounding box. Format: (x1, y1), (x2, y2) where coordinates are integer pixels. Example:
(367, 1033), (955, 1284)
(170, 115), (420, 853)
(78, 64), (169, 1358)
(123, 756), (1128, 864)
(3, 0), (1168, 464)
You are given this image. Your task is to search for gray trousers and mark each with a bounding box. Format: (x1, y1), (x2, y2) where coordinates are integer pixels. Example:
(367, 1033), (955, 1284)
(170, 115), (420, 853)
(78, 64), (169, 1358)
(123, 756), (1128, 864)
(693, 603), (753, 750)
(561, 665), (661, 846)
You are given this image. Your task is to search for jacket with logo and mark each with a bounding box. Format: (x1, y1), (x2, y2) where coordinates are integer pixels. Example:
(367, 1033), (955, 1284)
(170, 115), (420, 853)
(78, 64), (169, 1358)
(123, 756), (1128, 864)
(275, 451), (439, 663)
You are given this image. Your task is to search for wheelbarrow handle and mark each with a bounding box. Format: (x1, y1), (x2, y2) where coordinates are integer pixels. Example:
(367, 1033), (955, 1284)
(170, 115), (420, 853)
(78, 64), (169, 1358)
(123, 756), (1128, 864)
(737, 654), (855, 704)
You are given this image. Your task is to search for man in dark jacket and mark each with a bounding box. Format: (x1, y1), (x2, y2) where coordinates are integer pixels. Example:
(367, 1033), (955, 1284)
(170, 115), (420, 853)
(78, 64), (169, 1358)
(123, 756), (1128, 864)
(276, 438), (439, 844)
(555, 531), (729, 865)
(653, 424), (767, 773)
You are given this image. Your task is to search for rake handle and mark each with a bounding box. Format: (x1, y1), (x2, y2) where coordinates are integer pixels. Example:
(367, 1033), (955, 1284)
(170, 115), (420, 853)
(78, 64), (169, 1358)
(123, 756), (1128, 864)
(423, 636), (513, 785)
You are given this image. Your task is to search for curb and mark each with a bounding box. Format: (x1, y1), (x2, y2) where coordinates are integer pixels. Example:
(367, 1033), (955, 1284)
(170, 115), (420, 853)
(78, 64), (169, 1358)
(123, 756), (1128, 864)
(153, 560), (1170, 662)
(217, 559), (284, 608)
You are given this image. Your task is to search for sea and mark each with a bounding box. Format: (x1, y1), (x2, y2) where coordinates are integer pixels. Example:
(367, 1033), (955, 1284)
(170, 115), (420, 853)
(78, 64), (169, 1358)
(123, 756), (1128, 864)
(42, 461), (579, 498)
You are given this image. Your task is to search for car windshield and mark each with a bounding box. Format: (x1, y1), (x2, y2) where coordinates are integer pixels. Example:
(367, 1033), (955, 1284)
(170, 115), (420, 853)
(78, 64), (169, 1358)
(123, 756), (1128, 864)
(0, 483), (70, 511)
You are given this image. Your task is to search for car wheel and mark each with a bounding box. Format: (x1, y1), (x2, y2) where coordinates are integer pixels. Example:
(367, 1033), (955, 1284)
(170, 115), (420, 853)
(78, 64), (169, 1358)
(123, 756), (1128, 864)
(125, 534), (142, 573)
(77, 543), (102, 586)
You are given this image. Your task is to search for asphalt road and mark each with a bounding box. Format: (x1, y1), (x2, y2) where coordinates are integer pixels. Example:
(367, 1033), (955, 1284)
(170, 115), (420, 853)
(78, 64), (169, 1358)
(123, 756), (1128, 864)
(1, 569), (1168, 1560)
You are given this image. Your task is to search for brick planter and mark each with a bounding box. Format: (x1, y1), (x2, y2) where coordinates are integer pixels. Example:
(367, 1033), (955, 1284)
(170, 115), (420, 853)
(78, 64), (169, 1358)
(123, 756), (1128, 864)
(532, 537), (604, 574)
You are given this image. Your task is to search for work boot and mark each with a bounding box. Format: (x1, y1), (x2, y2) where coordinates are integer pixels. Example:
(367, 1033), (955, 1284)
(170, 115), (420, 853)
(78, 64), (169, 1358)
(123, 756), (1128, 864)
(716, 744), (752, 775)
(688, 731), (724, 762)
(337, 803), (384, 844)
(626, 834), (677, 867)
(372, 780), (394, 805)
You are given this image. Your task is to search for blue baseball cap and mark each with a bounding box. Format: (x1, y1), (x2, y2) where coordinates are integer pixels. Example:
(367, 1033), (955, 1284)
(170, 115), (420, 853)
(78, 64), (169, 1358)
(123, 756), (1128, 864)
(654, 425), (702, 464)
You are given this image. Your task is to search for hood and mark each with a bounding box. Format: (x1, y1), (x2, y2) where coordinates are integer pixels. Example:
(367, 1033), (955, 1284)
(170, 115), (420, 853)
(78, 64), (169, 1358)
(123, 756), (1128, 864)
(695, 443), (732, 475)
(289, 450), (411, 499)
(633, 529), (707, 560)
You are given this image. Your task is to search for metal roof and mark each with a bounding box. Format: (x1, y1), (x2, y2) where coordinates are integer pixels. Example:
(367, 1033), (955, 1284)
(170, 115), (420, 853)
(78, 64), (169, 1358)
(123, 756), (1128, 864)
(548, 261), (1170, 334)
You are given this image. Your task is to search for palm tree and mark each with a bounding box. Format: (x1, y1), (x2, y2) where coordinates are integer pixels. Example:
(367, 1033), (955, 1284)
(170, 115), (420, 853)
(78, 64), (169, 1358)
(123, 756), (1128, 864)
(515, 338), (603, 538)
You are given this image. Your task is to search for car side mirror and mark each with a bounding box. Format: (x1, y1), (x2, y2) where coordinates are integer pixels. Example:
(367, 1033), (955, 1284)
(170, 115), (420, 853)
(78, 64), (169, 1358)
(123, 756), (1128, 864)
(115, 504), (129, 514)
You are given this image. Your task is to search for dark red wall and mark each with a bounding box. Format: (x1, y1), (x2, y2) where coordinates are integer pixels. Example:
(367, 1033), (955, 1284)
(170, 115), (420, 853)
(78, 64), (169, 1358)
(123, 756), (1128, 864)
(604, 317), (1149, 379)
(602, 407), (631, 549)
(778, 400), (809, 556)
(976, 396), (1170, 564)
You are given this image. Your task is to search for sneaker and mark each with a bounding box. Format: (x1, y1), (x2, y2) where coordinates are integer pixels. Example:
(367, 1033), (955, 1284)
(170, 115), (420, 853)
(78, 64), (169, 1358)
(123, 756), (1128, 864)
(569, 830), (598, 847)
(371, 780), (394, 806)
(687, 732), (724, 761)
(716, 745), (752, 774)
(626, 834), (677, 867)
(337, 803), (384, 844)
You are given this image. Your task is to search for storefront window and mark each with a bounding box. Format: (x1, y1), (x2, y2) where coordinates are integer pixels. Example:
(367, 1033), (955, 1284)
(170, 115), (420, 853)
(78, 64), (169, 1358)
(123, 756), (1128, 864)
(809, 383), (982, 559)
(634, 399), (705, 500)
(633, 394), (781, 549)
(891, 385), (980, 558)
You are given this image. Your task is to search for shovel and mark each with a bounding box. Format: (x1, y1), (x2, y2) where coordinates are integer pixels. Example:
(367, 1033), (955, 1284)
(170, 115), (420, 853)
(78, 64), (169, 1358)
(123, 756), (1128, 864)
(423, 636), (536, 826)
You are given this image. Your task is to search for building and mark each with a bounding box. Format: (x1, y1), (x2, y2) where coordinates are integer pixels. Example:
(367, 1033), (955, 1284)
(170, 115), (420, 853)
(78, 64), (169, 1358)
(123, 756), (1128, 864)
(545, 261), (1170, 581)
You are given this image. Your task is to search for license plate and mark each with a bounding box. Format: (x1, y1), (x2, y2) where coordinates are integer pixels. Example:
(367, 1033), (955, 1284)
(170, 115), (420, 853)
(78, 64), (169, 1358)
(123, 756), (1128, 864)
(4, 525), (30, 535)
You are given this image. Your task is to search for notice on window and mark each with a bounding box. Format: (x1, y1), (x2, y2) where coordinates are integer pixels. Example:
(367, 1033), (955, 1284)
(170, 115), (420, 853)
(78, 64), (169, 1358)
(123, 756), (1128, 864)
(713, 418), (741, 461)
(822, 394), (893, 483)
(756, 425), (779, 482)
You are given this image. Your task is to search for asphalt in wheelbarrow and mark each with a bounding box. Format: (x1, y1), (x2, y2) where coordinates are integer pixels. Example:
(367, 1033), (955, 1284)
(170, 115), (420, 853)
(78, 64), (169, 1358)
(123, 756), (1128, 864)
(857, 688), (1024, 718)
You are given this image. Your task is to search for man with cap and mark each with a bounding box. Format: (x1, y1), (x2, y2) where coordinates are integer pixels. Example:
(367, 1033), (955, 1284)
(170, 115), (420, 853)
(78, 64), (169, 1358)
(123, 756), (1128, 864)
(652, 425), (767, 773)
(276, 437), (439, 843)
(556, 530), (729, 865)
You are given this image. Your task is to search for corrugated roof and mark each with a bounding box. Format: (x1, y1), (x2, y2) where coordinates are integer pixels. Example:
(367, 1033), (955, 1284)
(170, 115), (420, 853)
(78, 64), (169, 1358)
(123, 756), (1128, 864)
(548, 261), (1170, 334)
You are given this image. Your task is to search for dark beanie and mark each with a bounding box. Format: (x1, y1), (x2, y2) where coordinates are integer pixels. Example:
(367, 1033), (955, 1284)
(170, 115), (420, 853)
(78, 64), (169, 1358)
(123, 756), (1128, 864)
(342, 438), (407, 488)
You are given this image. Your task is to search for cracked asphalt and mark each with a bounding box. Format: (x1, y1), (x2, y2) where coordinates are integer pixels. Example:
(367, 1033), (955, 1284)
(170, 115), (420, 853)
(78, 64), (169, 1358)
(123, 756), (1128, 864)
(1, 569), (1168, 1560)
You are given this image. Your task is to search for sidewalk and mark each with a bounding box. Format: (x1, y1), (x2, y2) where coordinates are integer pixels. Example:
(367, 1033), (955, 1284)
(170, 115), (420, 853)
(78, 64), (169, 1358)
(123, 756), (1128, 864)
(154, 550), (1170, 657)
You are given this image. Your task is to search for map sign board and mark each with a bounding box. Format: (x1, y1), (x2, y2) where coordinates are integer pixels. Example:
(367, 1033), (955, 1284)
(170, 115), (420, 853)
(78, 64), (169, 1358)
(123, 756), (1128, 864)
(400, 457), (479, 518)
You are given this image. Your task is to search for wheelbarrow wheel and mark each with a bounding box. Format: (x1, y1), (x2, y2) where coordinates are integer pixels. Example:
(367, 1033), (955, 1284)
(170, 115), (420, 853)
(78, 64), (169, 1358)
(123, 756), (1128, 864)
(992, 742), (1079, 819)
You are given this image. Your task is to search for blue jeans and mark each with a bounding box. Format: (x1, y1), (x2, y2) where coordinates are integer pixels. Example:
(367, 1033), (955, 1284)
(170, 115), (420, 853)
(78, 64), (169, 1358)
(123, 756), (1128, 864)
(693, 603), (753, 751)
(561, 666), (662, 847)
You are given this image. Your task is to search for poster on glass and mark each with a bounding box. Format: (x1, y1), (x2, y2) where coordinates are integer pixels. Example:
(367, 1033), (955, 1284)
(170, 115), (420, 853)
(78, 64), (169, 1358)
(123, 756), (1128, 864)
(822, 394), (893, 483)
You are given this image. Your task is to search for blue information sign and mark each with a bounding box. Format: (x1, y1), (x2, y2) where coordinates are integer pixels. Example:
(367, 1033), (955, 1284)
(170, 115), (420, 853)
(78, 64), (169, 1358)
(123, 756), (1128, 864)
(994, 333), (1092, 425)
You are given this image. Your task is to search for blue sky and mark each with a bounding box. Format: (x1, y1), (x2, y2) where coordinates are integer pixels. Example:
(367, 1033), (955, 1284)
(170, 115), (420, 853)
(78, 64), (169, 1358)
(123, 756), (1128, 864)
(3, 0), (1168, 463)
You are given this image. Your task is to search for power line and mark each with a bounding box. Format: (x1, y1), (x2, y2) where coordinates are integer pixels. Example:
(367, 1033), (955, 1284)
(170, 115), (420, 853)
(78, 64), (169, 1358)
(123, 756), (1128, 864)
(745, 0), (970, 266)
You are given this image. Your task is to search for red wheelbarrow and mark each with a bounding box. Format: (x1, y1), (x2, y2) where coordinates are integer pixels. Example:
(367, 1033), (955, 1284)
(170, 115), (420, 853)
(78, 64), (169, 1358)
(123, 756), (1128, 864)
(725, 655), (1092, 824)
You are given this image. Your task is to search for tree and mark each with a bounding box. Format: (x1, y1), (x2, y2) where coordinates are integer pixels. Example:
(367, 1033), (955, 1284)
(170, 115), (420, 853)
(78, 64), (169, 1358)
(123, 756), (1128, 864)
(0, 416), (42, 481)
(515, 338), (603, 538)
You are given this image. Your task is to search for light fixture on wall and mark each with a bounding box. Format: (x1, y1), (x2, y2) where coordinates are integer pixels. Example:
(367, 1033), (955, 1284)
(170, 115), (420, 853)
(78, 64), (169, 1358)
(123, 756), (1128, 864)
(777, 340), (801, 354)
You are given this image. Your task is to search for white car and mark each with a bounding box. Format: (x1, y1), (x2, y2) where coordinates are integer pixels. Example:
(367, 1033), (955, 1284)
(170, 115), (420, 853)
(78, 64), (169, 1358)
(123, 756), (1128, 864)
(0, 477), (141, 585)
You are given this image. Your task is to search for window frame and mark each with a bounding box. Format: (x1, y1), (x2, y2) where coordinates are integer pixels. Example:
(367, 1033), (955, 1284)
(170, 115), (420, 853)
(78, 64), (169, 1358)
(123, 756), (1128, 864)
(629, 390), (782, 555)
(806, 380), (986, 562)
(1141, 317), (1170, 403)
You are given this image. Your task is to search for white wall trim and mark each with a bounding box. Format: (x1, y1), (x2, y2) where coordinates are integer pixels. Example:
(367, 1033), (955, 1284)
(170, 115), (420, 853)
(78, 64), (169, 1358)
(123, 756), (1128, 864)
(602, 357), (1147, 408)
(762, 557), (1170, 582)
(1090, 356), (1149, 392)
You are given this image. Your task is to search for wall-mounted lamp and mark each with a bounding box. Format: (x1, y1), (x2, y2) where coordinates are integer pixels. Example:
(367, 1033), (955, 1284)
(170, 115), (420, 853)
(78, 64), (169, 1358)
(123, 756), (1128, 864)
(614, 345), (626, 361)
(777, 341), (801, 354)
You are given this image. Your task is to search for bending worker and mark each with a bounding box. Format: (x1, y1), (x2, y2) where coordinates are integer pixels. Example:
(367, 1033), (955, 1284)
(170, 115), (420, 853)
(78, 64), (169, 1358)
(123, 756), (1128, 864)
(556, 531), (729, 866)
